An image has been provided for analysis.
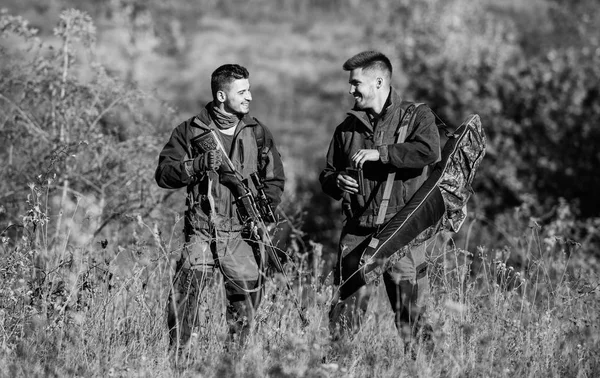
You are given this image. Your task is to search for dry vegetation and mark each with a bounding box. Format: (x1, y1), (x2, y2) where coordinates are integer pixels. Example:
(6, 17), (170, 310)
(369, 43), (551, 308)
(1, 1), (599, 377)
(2, 193), (598, 377)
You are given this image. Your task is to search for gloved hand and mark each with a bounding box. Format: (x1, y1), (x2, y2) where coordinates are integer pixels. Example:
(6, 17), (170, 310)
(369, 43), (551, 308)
(193, 149), (223, 172)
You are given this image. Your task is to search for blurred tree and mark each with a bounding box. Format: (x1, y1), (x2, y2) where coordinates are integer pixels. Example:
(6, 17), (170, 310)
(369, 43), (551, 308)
(0, 9), (173, 247)
(2, 0), (599, 254)
(361, 0), (600, 221)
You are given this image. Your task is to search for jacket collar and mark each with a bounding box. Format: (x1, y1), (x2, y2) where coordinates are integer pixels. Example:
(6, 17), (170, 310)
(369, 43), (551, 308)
(347, 87), (403, 132)
(193, 102), (258, 130)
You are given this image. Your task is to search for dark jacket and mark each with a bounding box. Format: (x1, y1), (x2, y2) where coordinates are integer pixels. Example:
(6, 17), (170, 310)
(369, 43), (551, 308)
(155, 103), (285, 234)
(320, 88), (440, 228)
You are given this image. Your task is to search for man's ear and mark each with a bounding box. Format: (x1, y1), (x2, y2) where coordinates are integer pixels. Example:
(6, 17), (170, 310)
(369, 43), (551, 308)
(376, 77), (383, 89)
(216, 90), (226, 103)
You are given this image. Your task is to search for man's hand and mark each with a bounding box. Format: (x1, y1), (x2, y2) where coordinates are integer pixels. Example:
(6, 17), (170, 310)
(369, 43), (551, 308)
(336, 172), (359, 194)
(351, 149), (380, 168)
(194, 149), (223, 172)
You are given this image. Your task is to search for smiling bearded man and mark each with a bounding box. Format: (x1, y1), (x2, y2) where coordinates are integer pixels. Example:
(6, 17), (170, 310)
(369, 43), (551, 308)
(320, 51), (440, 357)
(155, 64), (285, 356)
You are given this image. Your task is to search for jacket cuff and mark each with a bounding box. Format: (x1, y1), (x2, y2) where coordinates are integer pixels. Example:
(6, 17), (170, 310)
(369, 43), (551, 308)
(193, 155), (202, 172)
(184, 158), (196, 178)
(378, 145), (389, 164)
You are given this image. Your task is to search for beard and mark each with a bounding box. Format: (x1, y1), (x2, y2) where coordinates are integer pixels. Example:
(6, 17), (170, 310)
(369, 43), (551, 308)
(224, 102), (250, 116)
(353, 89), (375, 110)
(237, 103), (250, 114)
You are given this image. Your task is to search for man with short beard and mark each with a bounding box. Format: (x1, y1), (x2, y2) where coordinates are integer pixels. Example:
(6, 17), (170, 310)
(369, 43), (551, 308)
(155, 64), (285, 352)
(320, 51), (439, 354)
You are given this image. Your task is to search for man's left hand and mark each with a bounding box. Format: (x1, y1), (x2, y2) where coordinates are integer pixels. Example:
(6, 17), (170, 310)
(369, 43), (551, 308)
(351, 149), (380, 168)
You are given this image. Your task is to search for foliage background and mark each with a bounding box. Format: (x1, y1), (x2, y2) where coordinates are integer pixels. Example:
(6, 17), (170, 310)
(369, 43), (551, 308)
(0, 0), (599, 377)
(2, 0), (600, 260)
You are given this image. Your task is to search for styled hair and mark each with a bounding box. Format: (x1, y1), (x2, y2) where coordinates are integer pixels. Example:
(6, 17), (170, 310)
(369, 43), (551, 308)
(342, 51), (392, 78)
(211, 64), (250, 100)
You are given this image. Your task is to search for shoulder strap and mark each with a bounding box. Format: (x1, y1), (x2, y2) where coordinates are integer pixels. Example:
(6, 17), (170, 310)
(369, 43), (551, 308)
(375, 103), (424, 225)
(252, 118), (269, 172)
(253, 118), (265, 151)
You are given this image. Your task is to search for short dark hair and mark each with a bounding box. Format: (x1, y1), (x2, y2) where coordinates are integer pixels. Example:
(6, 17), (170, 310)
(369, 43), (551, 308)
(342, 51), (392, 77)
(211, 64), (250, 100)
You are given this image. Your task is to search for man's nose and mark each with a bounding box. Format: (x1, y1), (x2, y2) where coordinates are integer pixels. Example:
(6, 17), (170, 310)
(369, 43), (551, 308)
(246, 91), (252, 101)
(349, 85), (356, 95)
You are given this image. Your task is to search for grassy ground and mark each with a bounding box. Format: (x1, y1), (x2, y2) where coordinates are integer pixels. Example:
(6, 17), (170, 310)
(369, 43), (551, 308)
(1, 205), (598, 377)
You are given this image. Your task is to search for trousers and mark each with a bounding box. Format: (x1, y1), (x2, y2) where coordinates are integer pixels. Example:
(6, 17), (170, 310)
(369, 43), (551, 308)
(166, 228), (263, 350)
(329, 223), (431, 343)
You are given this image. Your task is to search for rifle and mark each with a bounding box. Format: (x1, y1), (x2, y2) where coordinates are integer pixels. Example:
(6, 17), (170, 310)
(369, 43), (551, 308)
(192, 129), (309, 326)
(224, 170), (309, 326)
(250, 172), (276, 223)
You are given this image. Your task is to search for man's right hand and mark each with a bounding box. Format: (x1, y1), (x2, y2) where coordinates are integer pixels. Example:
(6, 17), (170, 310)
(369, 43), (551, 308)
(336, 172), (359, 194)
(194, 149), (223, 172)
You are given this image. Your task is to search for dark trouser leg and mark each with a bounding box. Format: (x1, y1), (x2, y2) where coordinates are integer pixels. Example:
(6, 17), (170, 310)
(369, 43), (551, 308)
(383, 271), (428, 340)
(166, 231), (215, 351)
(167, 266), (214, 348)
(329, 225), (373, 340)
(225, 280), (262, 345)
(383, 242), (433, 355)
(216, 230), (262, 347)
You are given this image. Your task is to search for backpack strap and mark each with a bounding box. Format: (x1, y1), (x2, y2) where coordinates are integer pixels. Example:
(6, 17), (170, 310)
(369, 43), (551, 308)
(252, 118), (269, 173)
(375, 103), (424, 225)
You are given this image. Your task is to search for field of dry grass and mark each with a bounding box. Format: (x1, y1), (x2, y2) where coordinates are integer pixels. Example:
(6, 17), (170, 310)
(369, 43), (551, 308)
(1, 1), (599, 376)
(1, 192), (598, 377)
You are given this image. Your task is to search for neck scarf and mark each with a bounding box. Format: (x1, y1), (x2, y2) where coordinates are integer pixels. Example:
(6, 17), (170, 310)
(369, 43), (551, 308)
(210, 103), (241, 130)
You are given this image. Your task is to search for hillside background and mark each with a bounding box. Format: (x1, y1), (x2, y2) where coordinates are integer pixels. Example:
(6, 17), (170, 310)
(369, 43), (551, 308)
(1, 0), (599, 268)
(1, 0), (599, 376)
